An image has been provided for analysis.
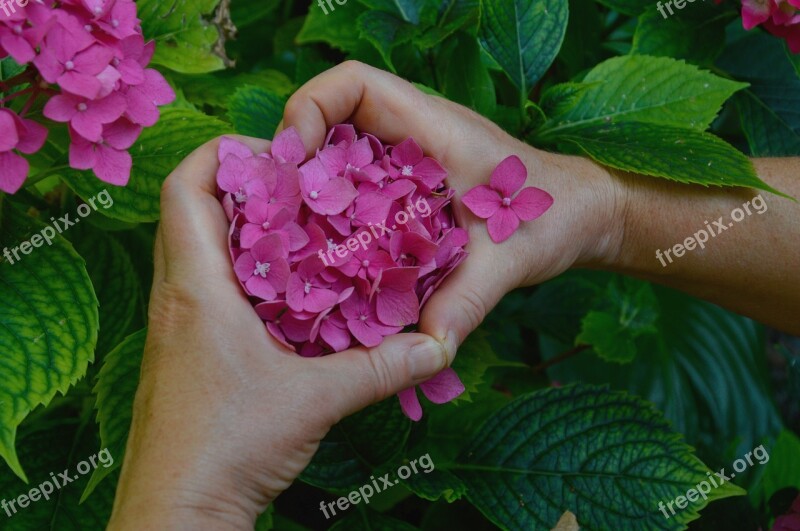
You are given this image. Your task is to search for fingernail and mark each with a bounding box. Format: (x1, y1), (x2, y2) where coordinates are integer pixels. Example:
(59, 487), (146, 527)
(444, 330), (459, 364)
(408, 340), (446, 380)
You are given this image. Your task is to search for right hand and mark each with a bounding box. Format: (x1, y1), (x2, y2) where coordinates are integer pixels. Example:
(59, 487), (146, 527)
(280, 61), (626, 360)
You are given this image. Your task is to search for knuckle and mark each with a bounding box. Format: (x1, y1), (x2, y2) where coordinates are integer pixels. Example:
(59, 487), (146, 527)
(460, 288), (488, 331)
(365, 348), (397, 403)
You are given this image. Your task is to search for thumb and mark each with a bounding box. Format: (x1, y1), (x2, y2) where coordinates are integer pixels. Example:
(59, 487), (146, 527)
(315, 333), (450, 418)
(418, 248), (512, 360)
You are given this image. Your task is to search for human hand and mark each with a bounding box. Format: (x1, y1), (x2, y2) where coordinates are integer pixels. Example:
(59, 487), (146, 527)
(106, 136), (451, 530)
(280, 61), (626, 360)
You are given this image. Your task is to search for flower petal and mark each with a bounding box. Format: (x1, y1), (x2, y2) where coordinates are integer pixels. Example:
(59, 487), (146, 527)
(462, 185), (501, 219)
(486, 207), (520, 244)
(490, 155), (527, 197)
(419, 368), (466, 404)
(398, 388), (423, 421)
(510, 187), (554, 221)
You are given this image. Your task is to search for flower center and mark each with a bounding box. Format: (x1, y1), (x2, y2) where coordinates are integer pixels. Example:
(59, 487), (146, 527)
(112, 57), (120, 66)
(64, 60), (75, 71)
(304, 281), (313, 294)
(85, 24), (93, 32)
(359, 315), (367, 321)
(77, 103), (88, 112)
(502, 197), (512, 207)
(13, 25), (22, 35)
(261, 221), (271, 230)
(253, 261), (270, 278)
(234, 188), (247, 203)
(361, 259), (370, 267)
(327, 238), (336, 250)
(93, 5), (103, 14)
(400, 253), (407, 260)
(112, 19), (120, 28)
(309, 190), (319, 200)
(346, 163), (359, 173)
(401, 165), (414, 176)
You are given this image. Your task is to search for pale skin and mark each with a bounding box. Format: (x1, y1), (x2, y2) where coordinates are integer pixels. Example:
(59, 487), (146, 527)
(108, 61), (800, 529)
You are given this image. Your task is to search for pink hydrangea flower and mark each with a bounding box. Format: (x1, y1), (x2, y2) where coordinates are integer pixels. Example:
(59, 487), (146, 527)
(0, 110), (47, 193)
(216, 125), (470, 420)
(462, 155), (554, 243)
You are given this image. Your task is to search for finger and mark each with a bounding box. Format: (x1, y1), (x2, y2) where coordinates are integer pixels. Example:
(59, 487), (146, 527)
(158, 135), (271, 282)
(418, 241), (515, 360)
(281, 61), (453, 158)
(313, 333), (449, 418)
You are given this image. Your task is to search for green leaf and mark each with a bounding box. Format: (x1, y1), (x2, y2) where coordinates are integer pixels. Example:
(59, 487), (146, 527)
(450, 384), (745, 530)
(787, 42), (800, 78)
(65, 108), (233, 223)
(478, 0), (568, 98)
(593, 0), (651, 15)
(254, 505), (275, 531)
(758, 430), (800, 502)
(300, 398), (410, 491)
(556, 122), (784, 195)
(576, 277), (659, 364)
(358, 0), (426, 24)
(556, 0), (603, 79)
(138, 0), (227, 73)
(231, 0), (281, 29)
(0, 423), (118, 529)
(440, 33), (496, 117)
(450, 331), (525, 403)
(357, 11), (414, 71)
(296, 1), (368, 53)
(81, 329), (146, 501)
(631, 11), (729, 65)
(718, 33), (800, 156)
(0, 203), (98, 481)
(538, 55), (748, 138)
(414, 0), (480, 49)
(330, 508), (420, 530)
(69, 226), (139, 360)
(171, 70), (295, 110)
(228, 86), (287, 140)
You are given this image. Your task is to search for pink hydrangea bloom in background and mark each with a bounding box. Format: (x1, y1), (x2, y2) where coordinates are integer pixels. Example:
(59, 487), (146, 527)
(0, 0), (174, 194)
(462, 155), (554, 243)
(739, 0), (800, 52)
(217, 125), (469, 420)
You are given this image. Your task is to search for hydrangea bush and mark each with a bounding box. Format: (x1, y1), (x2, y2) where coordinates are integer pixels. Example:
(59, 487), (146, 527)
(0, 0), (798, 530)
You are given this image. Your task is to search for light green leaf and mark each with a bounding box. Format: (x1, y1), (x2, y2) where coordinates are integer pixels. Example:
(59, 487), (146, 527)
(69, 226), (139, 360)
(414, 0), (480, 49)
(171, 70), (294, 110)
(631, 10), (729, 65)
(451, 385), (745, 530)
(538, 55), (748, 138)
(296, 1), (368, 53)
(478, 0), (569, 97)
(254, 505), (275, 531)
(81, 329), (146, 502)
(65, 108), (233, 223)
(300, 398), (410, 491)
(228, 86), (287, 140)
(138, 0), (227, 73)
(0, 203), (98, 481)
(576, 277), (659, 364)
(441, 33), (496, 117)
(357, 11), (414, 71)
(556, 122), (785, 195)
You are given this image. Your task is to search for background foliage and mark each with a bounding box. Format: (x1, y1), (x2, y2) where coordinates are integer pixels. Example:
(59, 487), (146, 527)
(1, 0), (799, 529)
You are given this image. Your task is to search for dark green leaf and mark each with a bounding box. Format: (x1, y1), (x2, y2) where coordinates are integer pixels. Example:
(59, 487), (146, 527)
(0, 203), (98, 481)
(171, 70), (294, 110)
(631, 11), (730, 65)
(296, 2), (368, 53)
(414, 0), (480, 48)
(330, 508), (420, 530)
(440, 33), (496, 116)
(358, 0), (426, 24)
(228, 86), (287, 140)
(357, 11), (414, 71)
(451, 384), (744, 530)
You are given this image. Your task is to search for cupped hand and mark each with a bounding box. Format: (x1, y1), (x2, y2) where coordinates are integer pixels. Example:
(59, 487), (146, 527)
(280, 61), (626, 359)
(107, 135), (450, 530)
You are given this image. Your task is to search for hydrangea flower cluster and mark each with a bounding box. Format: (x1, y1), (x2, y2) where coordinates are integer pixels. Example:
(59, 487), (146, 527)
(217, 125), (468, 420)
(0, 0), (175, 194)
(741, 0), (800, 52)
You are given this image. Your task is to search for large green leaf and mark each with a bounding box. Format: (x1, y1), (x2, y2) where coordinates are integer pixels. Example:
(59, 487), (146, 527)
(440, 33), (496, 117)
(171, 70), (294, 110)
(478, 0), (569, 98)
(0, 424), (118, 530)
(414, 0), (480, 49)
(0, 203), (98, 481)
(357, 11), (415, 71)
(228, 86), (287, 140)
(450, 385), (745, 530)
(757, 430), (800, 503)
(631, 11), (730, 65)
(358, 0), (427, 24)
(296, 1), (368, 53)
(69, 226), (139, 360)
(718, 33), (800, 156)
(81, 329), (146, 501)
(450, 331), (525, 404)
(537, 55), (747, 138)
(138, 0), (227, 73)
(535, 275), (784, 474)
(593, 0), (651, 15)
(64, 108), (233, 223)
(300, 398), (410, 491)
(556, 122), (781, 194)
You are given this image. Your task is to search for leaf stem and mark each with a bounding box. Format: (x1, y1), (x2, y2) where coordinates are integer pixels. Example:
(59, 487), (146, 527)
(532, 344), (591, 374)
